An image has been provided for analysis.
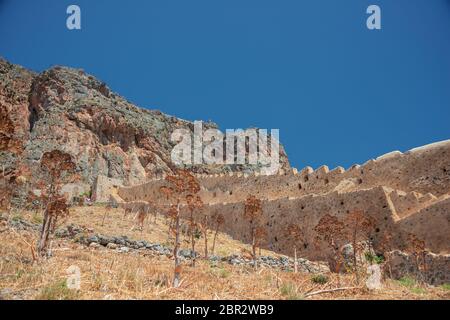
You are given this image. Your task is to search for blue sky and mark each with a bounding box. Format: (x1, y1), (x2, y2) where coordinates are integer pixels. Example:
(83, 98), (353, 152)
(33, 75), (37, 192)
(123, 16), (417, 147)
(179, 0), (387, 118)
(1, 0), (449, 170)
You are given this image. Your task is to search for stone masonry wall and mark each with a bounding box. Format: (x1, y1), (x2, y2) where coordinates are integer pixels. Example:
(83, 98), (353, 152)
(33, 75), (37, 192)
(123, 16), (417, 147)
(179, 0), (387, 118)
(114, 140), (450, 264)
(117, 140), (450, 208)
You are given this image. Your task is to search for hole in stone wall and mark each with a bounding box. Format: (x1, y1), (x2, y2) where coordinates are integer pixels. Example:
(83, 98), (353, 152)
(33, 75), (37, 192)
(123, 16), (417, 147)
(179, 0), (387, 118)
(213, 192), (217, 198)
(274, 236), (278, 242)
(375, 228), (380, 233)
(358, 178), (363, 184)
(340, 201), (344, 206)
(301, 205), (305, 210)
(298, 183), (302, 190)
(443, 168), (447, 173)
(229, 191), (233, 195)
(324, 179), (329, 185)
(304, 176), (309, 182)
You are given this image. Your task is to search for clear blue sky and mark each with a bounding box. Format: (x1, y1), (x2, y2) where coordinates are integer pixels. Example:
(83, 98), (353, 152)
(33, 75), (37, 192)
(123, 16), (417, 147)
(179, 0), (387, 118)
(1, 0), (449, 170)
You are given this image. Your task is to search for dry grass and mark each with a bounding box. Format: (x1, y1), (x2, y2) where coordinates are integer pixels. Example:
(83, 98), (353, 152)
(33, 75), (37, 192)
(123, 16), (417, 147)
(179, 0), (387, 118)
(66, 206), (278, 258)
(1, 207), (449, 300)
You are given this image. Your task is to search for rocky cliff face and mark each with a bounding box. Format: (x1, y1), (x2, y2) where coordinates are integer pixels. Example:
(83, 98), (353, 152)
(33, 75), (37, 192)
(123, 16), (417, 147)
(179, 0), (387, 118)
(0, 58), (290, 195)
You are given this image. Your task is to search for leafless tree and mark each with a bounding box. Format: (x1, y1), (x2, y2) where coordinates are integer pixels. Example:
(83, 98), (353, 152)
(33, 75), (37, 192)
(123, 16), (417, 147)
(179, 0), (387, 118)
(123, 206), (133, 220)
(286, 224), (304, 273)
(211, 212), (224, 255)
(199, 214), (209, 258)
(134, 207), (147, 232)
(244, 195), (265, 269)
(158, 170), (201, 287)
(314, 214), (346, 273)
(101, 202), (113, 226)
(405, 233), (427, 279)
(38, 150), (76, 256)
(344, 210), (376, 282)
(186, 194), (203, 266)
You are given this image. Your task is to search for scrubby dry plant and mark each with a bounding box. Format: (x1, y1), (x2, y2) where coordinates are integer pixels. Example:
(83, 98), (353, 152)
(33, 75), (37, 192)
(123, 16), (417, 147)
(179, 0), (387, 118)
(406, 233), (427, 278)
(166, 204), (182, 287)
(286, 224), (304, 273)
(199, 214), (209, 258)
(0, 182), (12, 217)
(160, 186), (175, 239)
(101, 202), (113, 226)
(134, 207), (148, 232)
(123, 206), (133, 220)
(344, 210), (376, 282)
(0, 163), (31, 218)
(211, 212), (225, 255)
(186, 194), (203, 266)
(158, 169), (201, 287)
(314, 214), (346, 273)
(244, 195), (265, 269)
(38, 150), (76, 256)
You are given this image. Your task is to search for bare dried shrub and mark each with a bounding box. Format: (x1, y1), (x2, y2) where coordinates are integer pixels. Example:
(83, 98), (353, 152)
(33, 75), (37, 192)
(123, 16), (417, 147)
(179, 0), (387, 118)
(244, 195), (265, 269)
(38, 150), (76, 256)
(199, 214), (209, 258)
(344, 210), (376, 282)
(158, 169), (201, 287)
(211, 212), (225, 255)
(314, 214), (346, 273)
(186, 194), (203, 266)
(123, 206), (133, 220)
(101, 202), (113, 226)
(286, 224), (304, 273)
(0, 162), (31, 216)
(134, 207), (148, 231)
(405, 233), (427, 278)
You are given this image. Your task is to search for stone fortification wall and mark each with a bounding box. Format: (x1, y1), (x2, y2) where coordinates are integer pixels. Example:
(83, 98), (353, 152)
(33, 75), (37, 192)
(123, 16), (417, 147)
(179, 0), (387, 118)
(396, 196), (450, 254)
(187, 187), (449, 260)
(117, 140), (450, 207)
(92, 175), (124, 203)
(114, 140), (450, 263)
(179, 186), (399, 260)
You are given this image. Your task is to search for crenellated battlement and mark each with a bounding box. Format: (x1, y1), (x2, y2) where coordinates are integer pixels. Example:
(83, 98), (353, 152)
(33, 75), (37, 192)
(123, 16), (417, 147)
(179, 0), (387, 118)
(116, 139), (450, 207)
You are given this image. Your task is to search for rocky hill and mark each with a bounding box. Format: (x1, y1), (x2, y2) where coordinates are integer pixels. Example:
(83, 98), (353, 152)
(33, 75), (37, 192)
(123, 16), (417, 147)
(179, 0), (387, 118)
(0, 58), (290, 197)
